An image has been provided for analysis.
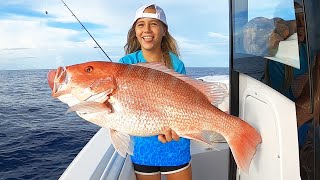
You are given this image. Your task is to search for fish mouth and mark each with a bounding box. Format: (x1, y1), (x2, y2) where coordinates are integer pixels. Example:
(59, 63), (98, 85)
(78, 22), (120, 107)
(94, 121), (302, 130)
(48, 66), (69, 97)
(47, 70), (56, 90)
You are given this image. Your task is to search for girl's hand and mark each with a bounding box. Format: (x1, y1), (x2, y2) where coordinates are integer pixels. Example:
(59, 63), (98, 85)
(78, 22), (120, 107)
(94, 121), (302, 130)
(158, 128), (180, 143)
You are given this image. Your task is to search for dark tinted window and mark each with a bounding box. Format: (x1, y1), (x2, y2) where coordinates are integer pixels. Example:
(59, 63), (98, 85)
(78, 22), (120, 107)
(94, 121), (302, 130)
(231, 0), (319, 179)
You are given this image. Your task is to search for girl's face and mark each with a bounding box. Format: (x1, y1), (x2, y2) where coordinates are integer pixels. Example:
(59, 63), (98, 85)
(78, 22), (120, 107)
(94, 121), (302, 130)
(135, 18), (166, 52)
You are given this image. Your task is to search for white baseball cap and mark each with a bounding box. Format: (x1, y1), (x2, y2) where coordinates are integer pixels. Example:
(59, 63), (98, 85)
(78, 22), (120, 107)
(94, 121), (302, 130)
(133, 3), (167, 26)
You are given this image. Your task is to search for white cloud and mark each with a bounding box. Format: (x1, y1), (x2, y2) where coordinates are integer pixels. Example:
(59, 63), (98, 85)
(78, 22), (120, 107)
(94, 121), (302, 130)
(208, 32), (228, 40)
(0, 18), (77, 49)
(0, 0), (230, 69)
(176, 36), (218, 55)
(174, 35), (229, 67)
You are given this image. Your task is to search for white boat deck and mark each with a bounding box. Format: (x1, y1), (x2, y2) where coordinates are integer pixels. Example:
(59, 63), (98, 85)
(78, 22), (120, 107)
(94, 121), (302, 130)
(59, 128), (230, 180)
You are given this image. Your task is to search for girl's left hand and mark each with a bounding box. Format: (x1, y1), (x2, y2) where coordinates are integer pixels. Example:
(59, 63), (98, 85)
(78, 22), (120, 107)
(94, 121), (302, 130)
(158, 128), (180, 143)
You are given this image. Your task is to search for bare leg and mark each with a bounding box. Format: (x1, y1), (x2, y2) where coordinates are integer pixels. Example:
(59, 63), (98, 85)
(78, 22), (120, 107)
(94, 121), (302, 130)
(135, 173), (161, 180)
(166, 164), (192, 180)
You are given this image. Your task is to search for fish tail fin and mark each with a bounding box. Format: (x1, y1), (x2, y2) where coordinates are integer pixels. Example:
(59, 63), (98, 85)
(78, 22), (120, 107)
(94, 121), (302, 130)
(226, 118), (262, 174)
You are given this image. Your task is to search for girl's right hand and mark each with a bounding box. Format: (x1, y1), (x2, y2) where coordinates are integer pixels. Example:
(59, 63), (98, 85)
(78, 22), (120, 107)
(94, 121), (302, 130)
(158, 128), (180, 143)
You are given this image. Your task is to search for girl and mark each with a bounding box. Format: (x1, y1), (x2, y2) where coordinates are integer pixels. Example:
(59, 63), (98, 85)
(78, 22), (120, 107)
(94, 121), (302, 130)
(119, 4), (192, 180)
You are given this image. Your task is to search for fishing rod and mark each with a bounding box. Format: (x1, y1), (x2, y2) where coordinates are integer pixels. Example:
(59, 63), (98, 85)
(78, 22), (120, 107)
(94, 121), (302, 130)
(60, 0), (113, 62)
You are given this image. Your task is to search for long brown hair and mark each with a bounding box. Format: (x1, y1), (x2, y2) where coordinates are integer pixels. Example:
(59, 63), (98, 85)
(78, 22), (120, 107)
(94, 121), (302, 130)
(124, 5), (180, 69)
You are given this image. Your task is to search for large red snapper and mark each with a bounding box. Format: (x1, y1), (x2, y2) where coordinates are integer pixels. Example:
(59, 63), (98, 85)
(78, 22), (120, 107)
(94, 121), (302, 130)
(47, 61), (262, 173)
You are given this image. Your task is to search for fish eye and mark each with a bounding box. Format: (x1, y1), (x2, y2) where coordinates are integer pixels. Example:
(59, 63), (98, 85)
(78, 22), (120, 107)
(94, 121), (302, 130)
(84, 66), (93, 73)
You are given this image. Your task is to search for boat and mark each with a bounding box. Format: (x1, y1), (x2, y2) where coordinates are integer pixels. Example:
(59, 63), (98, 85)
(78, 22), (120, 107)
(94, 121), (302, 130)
(59, 0), (319, 179)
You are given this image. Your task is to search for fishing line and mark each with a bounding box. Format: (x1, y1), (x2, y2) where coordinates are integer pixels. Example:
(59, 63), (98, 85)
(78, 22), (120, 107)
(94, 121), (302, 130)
(60, 0), (113, 62)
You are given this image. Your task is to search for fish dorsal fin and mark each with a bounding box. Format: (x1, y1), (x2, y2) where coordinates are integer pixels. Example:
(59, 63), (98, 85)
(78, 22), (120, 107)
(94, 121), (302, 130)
(135, 62), (228, 105)
(109, 129), (133, 157)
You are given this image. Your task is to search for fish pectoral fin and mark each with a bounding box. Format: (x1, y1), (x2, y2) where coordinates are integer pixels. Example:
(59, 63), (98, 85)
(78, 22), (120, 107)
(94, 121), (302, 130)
(109, 129), (133, 157)
(181, 132), (212, 146)
(66, 101), (112, 114)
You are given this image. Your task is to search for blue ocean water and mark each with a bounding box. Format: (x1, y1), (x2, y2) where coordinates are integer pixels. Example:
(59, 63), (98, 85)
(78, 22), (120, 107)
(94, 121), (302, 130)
(0, 67), (228, 180)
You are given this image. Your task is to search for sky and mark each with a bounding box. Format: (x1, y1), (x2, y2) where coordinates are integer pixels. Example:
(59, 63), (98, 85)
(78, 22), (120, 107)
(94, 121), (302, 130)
(0, 0), (230, 70)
